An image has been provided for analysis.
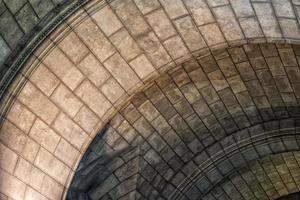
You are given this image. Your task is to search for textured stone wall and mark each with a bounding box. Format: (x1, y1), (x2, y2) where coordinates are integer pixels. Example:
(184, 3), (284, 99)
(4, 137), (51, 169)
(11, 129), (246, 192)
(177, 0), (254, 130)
(1, 0), (300, 199)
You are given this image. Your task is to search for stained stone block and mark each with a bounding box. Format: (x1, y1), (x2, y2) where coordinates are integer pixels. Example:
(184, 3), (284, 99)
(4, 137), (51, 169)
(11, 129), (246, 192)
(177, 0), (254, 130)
(0, 11), (23, 48)
(198, 55), (218, 73)
(230, 0), (254, 17)
(199, 23), (226, 46)
(163, 36), (189, 59)
(151, 115), (172, 135)
(129, 54), (156, 79)
(184, 0), (215, 26)
(133, 0), (160, 14)
(100, 78), (125, 104)
(236, 61), (256, 81)
(227, 75), (247, 93)
(148, 133), (166, 152)
(207, 0), (229, 7)
(111, 0), (149, 36)
(278, 48), (298, 66)
(256, 69), (274, 86)
(228, 47), (247, 63)
(245, 80), (264, 97)
(213, 6), (244, 41)
(253, 3), (282, 38)
(217, 57), (238, 77)
(154, 98), (177, 120)
(146, 9), (176, 40)
(208, 70), (228, 91)
(92, 5), (122, 36)
(200, 85), (219, 104)
(28, 0), (54, 18)
(88, 175), (119, 199)
(16, 3), (38, 33)
(193, 99), (212, 117)
(260, 43), (278, 57)
(181, 83), (202, 104)
(160, 0), (188, 19)
(279, 19), (300, 39)
(174, 16), (206, 51)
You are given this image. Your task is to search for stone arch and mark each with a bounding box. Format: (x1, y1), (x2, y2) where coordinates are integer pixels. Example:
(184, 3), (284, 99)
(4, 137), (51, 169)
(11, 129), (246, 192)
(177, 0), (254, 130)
(1, 0), (300, 200)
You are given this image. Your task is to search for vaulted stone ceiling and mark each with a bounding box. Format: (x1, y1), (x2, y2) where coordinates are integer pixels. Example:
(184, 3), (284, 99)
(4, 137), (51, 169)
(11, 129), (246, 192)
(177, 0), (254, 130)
(1, 0), (300, 200)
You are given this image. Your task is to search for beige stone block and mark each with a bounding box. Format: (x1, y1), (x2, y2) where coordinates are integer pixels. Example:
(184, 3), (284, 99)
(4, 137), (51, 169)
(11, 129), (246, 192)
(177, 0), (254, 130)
(92, 5), (122, 36)
(213, 6), (244, 41)
(163, 36), (189, 59)
(53, 112), (88, 150)
(14, 158), (45, 191)
(100, 78), (126, 104)
(51, 84), (83, 118)
(58, 31), (89, 64)
(7, 101), (35, 133)
(29, 118), (60, 153)
(207, 0), (228, 7)
(146, 9), (176, 40)
(159, 0), (188, 19)
(43, 47), (84, 91)
(111, 0), (149, 36)
(184, 0), (215, 26)
(74, 106), (99, 133)
(129, 54), (156, 79)
(77, 53), (110, 87)
(174, 16), (206, 51)
(230, 0), (254, 17)
(104, 53), (141, 91)
(0, 121), (27, 154)
(0, 169), (26, 200)
(24, 187), (48, 200)
(199, 23), (225, 46)
(279, 19), (300, 39)
(133, 0), (160, 14)
(40, 175), (63, 200)
(35, 148), (70, 185)
(75, 18), (115, 62)
(253, 3), (282, 38)
(207, 70), (229, 91)
(18, 82), (59, 125)
(0, 142), (18, 173)
(110, 28), (142, 61)
(75, 80), (112, 117)
(30, 63), (60, 96)
(22, 137), (39, 162)
(239, 17), (264, 39)
(137, 31), (172, 68)
(54, 139), (79, 168)
(273, 0), (294, 18)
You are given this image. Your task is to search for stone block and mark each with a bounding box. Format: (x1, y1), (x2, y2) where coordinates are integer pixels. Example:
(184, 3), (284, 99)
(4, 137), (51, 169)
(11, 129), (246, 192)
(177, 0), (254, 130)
(154, 98), (177, 120)
(104, 53), (141, 91)
(129, 54), (156, 79)
(253, 3), (282, 38)
(138, 100), (160, 122)
(213, 6), (244, 41)
(207, 0), (228, 7)
(14, 158), (45, 191)
(148, 133), (166, 152)
(53, 112), (88, 149)
(198, 55), (218, 73)
(54, 139), (80, 167)
(273, 0), (295, 18)
(43, 47), (84, 90)
(193, 99), (212, 118)
(160, 0), (188, 19)
(75, 80), (112, 117)
(174, 16), (206, 51)
(58, 31), (89, 64)
(228, 47), (247, 63)
(207, 70), (229, 91)
(274, 76), (293, 92)
(163, 36), (189, 59)
(3, 0), (26, 13)
(146, 9), (176, 41)
(0, 169), (26, 200)
(0, 142), (18, 173)
(256, 69), (274, 86)
(30, 63), (60, 97)
(134, 0), (160, 14)
(249, 56), (267, 70)
(174, 99), (194, 118)
(180, 83), (202, 104)
(35, 148), (70, 185)
(0, 36), (10, 66)
(7, 101), (35, 133)
(137, 31), (172, 68)
(28, 0), (53, 18)
(266, 57), (286, 76)
(245, 79), (264, 97)
(260, 43), (278, 57)
(110, 28), (141, 61)
(199, 23), (225, 46)
(40, 175), (64, 200)
(100, 78), (126, 104)
(151, 115), (172, 135)
(29, 118), (60, 153)
(227, 75), (247, 93)
(217, 57), (238, 77)
(189, 68), (210, 89)
(278, 48), (298, 66)
(24, 187), (48, 200)
(75, 18), (115, 62)
(117, 120), (137, 143)
(92, 5), (122, 36)
(111, 0), (149, 36)
(171, 68), (191, 87)
(133, 117), (154, 138)
(51, 84), (83, 118)
(236, 61), (256, 81)
(184, 0), (215, 26)
(16, 3), (38, 33)
(230, 0), (254, 17)
(74, 106), (99, 134)
(22, 137), (39, 162)
(0, 11), (23, 48)
(286, 67), (300, 83)
(77, 53), (110, 87)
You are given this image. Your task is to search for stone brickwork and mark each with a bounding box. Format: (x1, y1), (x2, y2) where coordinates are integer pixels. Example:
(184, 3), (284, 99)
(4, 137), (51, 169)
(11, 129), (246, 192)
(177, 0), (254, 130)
(1, 0), (300, 200)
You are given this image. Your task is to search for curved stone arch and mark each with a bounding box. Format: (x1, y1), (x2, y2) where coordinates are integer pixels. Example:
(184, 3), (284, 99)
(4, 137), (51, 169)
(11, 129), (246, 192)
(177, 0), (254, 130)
(1, 0), (300, 200)
(201, 151), (300, 200)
